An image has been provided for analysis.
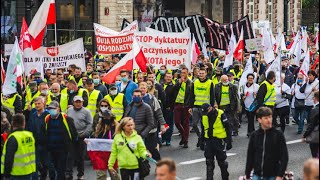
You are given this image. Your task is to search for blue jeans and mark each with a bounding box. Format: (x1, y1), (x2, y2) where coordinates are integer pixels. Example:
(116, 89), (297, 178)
(304, 105), (313, 124)
(252, 174), (276, 180)
(293, 108), (306, 132)
(162, 109), (174, 142)
(9, 175), (32, 180)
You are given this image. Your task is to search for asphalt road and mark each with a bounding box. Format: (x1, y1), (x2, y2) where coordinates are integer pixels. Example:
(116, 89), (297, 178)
(76, 118), (312, 180)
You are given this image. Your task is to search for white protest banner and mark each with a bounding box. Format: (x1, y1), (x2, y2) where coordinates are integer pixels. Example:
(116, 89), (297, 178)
(23, 38), (85, 74)
(136, 28), (191, 70)
(94, 21), (138, 55)
(5, 44), (14, 56)
(245, 38), (263, 52)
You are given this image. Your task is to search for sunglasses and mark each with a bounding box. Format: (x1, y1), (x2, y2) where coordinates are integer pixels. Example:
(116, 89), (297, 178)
(100, 105), (109, 107)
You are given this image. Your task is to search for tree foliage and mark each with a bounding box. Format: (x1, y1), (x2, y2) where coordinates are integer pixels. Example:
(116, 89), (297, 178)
(302, 0), (319, 8)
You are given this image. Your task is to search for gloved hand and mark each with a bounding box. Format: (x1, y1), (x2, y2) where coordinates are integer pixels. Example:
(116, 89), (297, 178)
(226, 143), (232, 150)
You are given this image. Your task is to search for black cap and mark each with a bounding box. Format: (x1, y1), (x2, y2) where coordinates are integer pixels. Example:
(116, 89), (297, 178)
(109, 84), (117, 89)
(86, 78), (93, 84)
(29, 81), (37, 87)
(34, 72), (41, 77)
(201, 103), (211, 112)
(227, 72), (234, 77)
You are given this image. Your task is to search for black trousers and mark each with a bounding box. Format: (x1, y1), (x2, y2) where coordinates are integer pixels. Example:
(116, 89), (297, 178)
(66, 138), (86, 177)
(204, 138), (229, 180)
(120, 169), (141, 180)
(310, 143), (319, 158)
(245, 110), (255, 134)
(273, 106), (290, 132)
(145, 132), (161, 161)
(49, 150), (67, 180)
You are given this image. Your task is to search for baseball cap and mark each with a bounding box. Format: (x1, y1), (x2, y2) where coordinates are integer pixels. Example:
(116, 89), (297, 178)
(29, 81), (37, 87)
(86, 78), (93, 84)
(34, 72), (41, 77)
(109, 84), (117, 89)
(201, 103), (211, 112)
(48, 101), (59, 109)
(233, 61), (240, 66)
(73, 96), (84, 102)
(227, 72), (234, 77)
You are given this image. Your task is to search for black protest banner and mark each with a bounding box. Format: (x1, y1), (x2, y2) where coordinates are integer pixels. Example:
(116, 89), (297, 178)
(149, 14), (211, 49)
(121, 18), (131, 30)
(205, 15), (254, 50)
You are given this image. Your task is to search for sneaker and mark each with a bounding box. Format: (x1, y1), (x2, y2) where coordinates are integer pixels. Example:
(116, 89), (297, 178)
(183, 143), (189, 148)
(179, 139), (183, 146)
(166, 141), (171, 146)
(292, 120), (297, 124)
(77, 176), (84, 180)
(232, 132), (238, 136)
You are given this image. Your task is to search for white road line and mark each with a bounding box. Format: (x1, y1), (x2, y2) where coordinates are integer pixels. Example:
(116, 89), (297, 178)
(184, 177), (202, 180)
(286, 139), (303, 145)
(178, 153), (236, 165)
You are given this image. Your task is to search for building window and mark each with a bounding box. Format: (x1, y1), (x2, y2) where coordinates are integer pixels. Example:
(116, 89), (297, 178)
(267, 0), (272, 30)
(248, 0), (254, 21)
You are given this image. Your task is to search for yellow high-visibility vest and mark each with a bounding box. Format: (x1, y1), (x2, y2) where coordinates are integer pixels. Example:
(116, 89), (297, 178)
(1, 93), (20, 114)
(220, 85), (230, 106)
(230, 69), (243, 79)
(1, 131), (36, 175)
(175, 82), (186, 103)
(45, 113), (72, 140)
(104, 93), (125, 121)
(194, 79), (212, 106)
(87, 89), (100, 118)
(24, 90), (41, 110)
(202, 109), (227, 139)
(261, 80), (276, 106)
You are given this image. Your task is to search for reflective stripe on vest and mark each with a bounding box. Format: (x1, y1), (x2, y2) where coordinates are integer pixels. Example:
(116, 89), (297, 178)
(87, 90), (100, 117)
(230, 69), (243, 79)
(105, 93), (124, 121)
(45, 113), (72, 140)
(1, 93), (18, 114)
(202, 109), (227, 139)
(194, 79), (212, 106)
(220, 85), (230, 106)
(175, 82), (186, 103)
(261, 81), (276, 106)
(1, 131), (36, 175)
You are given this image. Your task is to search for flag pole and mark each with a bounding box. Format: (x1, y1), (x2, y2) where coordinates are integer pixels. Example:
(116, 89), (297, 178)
(54, 23), (58, 73)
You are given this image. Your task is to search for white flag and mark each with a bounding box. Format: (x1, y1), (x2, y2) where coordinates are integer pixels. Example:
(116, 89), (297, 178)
(266, 47), (281, 86)
(262, 27), (275, 63)
(224, 32), (237, 69)
(299, 49), (310, 77)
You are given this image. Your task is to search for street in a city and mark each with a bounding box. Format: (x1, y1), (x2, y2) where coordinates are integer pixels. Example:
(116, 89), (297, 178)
(77, 119), (311, 180)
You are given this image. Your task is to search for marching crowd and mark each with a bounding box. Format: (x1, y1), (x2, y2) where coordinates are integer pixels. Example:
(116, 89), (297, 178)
(1, 32), (319, 180)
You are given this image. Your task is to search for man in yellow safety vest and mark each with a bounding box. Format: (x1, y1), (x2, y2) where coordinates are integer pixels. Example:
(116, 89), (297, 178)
(104, 84), (127, 121)
(85, 78), (103, 118)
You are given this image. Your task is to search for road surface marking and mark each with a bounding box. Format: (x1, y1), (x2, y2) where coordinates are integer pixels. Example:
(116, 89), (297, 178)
(286, 139), (303, 145)
(178, 153), (236, 165)
(184, 177), (202, 180)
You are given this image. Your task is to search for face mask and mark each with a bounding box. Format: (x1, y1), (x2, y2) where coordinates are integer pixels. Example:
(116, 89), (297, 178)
(159, 70), (165, 75)
(121, 77), (128, 82)
(93, 79), (100, 85)
(132, 96), (142, 103)
(110, 90), (117, 96)
(297, 79), (303, 84)
(48, 109), (58, 116)
(115, 80), (121, 85)
(41, 90), (49, 95)
(222, 82), (229, 86)
(52, 92), (60, 97)
(100, 107), (109, 112)
(198, 61), (202, 64)
(35, 79), (42, 84)
(69, 90), (75, 94)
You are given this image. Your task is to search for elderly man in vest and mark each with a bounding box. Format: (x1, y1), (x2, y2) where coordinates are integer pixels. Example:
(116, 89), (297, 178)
(66, 80), (89, 107)
(48, 83), (69, 113)
(1, 114), (36, 179)
(215, 75), (240, 136)
(104, 84), (127, 122)
(85, 78), (103, 118)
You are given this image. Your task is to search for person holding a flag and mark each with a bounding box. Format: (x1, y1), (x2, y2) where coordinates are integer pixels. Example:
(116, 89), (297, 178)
(299, 70), (319, 124)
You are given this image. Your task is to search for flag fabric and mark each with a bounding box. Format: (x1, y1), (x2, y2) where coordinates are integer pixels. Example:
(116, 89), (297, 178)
(223, 32), (237, 69)
(239, 54), (254, 87)
(275, 27), (287, 51)
(301, 31), (308, 58)
(299, 49), (310, 77)
(85, 138), (118, 170)
(288, 31), (301, 55)
(261, 27), (275, 64)
(191, 34), (201, 64)
(202, 42), (209, 58)
(293, 36), (302, 65)
(2, 37), (23, 95)
(266, 47), (281, 86)
(19, 17), (32, 51)
(1, 55), (5, 84)
(28, 0), (56, 50)
(205, 15), (254, 50)
(103, 38), (147, 84)
(233, 27), (244, 62)
(314, 31), (319, 50)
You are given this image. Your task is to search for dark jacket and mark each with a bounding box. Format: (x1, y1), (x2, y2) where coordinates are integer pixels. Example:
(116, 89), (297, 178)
(67, 89), (89, 107)
(27, 109), (49, 146)
(155, 82), (166, 109)
(43, 113), (78, 152)
(215, 83), (238, 111)
(172, 79), (192, 107)
(163, 82), (175, 109)
(200, 109), (232, 144)
(94, 83), (109, 97)
(303, 104), (319, 139)
(124, 102), (155, 138)
(142, 94), (166, 127)
(284, 69), (295, 88)
(256, 80), (273, 109)
(245, 127), (288, 178)
(190, 78), (215, 108)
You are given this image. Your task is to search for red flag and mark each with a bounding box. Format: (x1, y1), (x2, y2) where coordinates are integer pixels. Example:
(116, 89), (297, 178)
(103, 38), (147, 84)
(1, 55), (5, 84)
(233, 28), (244, 62)
(191, 34), (201, 64)
(19, 17), (32, 50)
(28, 0), (56, 50)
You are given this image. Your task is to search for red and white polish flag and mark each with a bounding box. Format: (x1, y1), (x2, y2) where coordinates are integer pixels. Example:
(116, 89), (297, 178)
(19, 17), (32, 51)
(233, 27), (244, 62)
(28, 0), (56, 50)
(102, 38), (147, 84)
